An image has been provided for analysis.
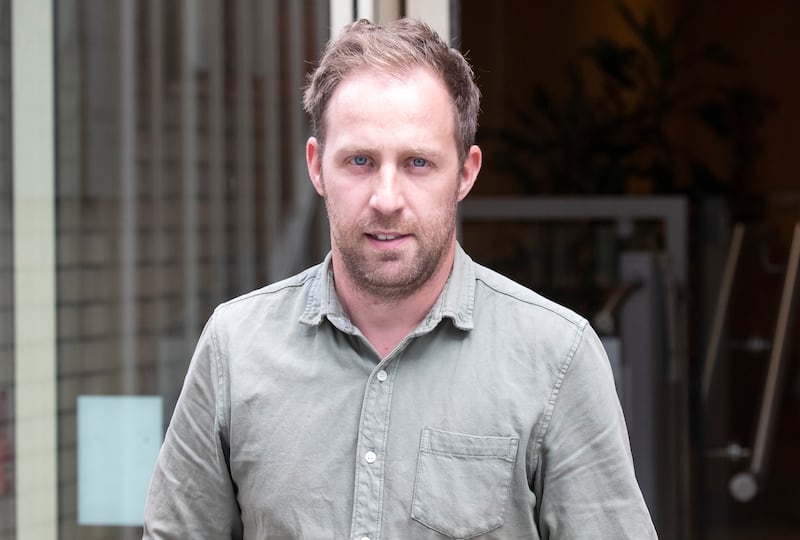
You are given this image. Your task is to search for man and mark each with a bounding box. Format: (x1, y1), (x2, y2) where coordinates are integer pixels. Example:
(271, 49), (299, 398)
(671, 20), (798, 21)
(143, 18), (657, 539)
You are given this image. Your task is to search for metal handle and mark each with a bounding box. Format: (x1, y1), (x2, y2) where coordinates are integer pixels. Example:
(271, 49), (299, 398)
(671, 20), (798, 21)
(593, 280), (642, 335)
(731, 222), (800, 501)
(701, 224), (746, 404)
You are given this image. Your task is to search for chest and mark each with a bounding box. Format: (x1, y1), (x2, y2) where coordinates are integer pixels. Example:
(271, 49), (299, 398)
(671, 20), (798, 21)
(225, 330), (552, 538)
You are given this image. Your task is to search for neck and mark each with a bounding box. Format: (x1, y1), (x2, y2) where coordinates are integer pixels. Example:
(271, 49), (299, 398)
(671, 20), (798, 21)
(333, 242), (456, 357)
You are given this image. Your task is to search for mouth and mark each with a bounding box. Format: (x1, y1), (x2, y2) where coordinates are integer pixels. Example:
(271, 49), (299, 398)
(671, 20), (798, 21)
(371, 233), (401, 241)
(366, 232), (410, 249)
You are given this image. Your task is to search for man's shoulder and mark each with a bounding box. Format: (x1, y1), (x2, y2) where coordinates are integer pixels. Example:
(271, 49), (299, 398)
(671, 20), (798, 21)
(214, 262), (323, 317)
(470, 260), (587, 330)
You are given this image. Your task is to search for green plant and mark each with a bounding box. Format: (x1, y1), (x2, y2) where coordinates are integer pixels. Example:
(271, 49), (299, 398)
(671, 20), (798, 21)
(485, 1), (776, 195)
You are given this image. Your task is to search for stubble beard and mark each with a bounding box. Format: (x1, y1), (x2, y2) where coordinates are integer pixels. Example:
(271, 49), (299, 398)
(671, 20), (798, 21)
(325, 194), (458, 302)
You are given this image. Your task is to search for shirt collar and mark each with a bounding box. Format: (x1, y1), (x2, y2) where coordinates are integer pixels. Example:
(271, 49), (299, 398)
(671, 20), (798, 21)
(299, 243), (475, 332)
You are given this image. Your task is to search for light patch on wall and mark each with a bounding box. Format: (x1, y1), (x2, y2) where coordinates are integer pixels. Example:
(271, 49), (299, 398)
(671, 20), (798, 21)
(77, 395), (163, 526)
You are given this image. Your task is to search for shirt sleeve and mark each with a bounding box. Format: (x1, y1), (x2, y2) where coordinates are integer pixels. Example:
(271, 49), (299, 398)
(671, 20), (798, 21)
(143, 314), (243, 539)
(534, 323), (658, 539)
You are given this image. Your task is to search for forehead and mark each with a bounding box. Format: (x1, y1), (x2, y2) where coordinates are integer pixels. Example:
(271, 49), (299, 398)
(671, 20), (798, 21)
(323, 66), (457, 146)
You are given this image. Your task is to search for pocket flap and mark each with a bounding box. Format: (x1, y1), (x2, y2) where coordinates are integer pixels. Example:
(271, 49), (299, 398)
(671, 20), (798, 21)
(422, 427), (518, 460)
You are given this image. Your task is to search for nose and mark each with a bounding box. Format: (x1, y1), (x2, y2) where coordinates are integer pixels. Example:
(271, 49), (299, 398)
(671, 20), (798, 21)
(369, 165), (404, 215)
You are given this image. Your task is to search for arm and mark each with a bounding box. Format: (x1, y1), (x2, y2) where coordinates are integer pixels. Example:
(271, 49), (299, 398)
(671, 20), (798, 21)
(143, 315), (243, 539)
(534, 324), (658, 539)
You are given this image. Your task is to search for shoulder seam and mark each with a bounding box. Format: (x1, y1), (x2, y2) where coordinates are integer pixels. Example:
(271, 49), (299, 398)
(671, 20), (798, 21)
(215, 271), (317, 313)
(474, 275), (584, 327)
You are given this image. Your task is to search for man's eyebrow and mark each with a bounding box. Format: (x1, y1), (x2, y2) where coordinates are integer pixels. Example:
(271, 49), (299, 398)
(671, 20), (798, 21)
(405, 146), (442, 157)
(330, 144), (445, 158)
(332, 145), (376, 156)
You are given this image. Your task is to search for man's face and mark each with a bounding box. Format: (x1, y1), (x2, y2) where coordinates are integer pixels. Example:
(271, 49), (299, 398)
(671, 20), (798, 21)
(306, 67), (480, 300)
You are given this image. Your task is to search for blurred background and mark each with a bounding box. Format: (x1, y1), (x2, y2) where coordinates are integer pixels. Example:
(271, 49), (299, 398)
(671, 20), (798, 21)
(2, 0), (799, 538)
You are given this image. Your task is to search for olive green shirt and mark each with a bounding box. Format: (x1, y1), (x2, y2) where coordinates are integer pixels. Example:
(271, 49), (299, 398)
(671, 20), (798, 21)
(143, 244), (657, 539)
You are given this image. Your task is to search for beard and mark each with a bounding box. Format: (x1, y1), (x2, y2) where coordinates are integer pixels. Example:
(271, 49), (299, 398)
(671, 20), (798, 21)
(324, 186), (459, 302)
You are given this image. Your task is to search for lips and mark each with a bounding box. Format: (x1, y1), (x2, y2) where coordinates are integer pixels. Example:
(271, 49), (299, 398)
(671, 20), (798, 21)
(366, 232), (410, 249)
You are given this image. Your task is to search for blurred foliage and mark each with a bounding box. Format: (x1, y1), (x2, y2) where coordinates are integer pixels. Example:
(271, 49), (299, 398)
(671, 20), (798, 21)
(484, 1), (776, 195)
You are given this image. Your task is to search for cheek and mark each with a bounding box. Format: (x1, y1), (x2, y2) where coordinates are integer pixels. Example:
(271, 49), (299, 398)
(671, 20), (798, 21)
(428, 182), (461, 209)
(325, 190), (364, 223)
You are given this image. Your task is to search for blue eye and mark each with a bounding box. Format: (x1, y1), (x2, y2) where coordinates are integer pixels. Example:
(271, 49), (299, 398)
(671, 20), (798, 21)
(352, 156), (369, 166)
(411, 157), (427, 167)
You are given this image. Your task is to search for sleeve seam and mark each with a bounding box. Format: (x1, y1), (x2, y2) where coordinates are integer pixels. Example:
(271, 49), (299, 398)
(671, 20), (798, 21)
(209, 313), (230, 447)
(530, 318), (588, 472)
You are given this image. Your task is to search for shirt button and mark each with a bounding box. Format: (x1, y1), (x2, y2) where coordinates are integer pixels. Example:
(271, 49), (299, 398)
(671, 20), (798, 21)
(376, 369), (388, 382)
(365, 451), (377, 464)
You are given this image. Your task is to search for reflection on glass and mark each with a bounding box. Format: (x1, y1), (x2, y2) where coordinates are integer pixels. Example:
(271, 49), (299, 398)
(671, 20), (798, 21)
(56, 1), (329, 538)
(462, 219), (666, 317)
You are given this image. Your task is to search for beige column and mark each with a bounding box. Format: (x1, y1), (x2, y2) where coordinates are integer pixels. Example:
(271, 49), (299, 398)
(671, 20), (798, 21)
(12, 0), (59, 539)
(330, 0), (403, 36)
(406, 0), (450, 41)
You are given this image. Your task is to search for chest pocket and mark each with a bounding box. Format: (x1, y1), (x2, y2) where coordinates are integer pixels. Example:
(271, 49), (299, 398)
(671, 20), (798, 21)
(411, 427), (519, 539)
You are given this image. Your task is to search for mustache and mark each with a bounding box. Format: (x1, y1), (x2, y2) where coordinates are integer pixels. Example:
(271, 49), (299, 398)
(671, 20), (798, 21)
(357, 216), (412, 231)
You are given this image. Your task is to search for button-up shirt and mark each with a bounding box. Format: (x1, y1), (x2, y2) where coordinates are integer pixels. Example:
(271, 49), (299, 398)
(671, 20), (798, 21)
(143, 244), (657, 539)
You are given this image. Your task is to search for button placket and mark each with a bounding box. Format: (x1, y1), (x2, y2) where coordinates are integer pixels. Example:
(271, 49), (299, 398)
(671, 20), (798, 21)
(349, 359), (398, 540)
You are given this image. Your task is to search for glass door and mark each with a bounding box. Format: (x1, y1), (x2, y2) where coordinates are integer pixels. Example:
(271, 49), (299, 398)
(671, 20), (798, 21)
(54, 1), (329, 538)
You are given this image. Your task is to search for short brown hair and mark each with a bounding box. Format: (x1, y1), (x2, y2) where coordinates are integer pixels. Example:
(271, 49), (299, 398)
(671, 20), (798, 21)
(303, 18), (481, 163)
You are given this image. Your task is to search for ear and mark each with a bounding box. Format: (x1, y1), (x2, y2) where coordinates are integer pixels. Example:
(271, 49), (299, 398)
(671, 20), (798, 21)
(456, 145), (482, 202)
(306, 136), (325, 196)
